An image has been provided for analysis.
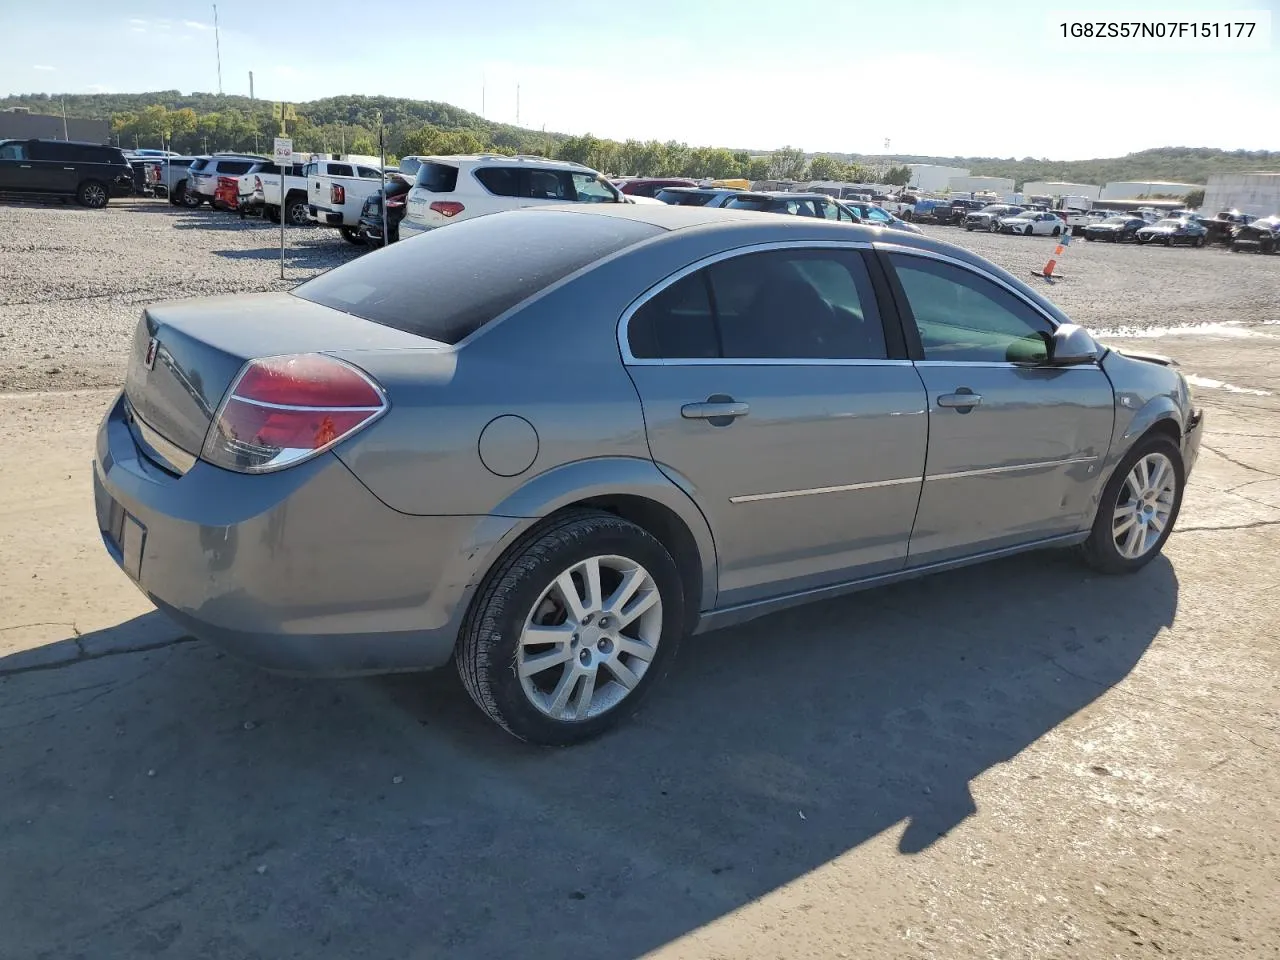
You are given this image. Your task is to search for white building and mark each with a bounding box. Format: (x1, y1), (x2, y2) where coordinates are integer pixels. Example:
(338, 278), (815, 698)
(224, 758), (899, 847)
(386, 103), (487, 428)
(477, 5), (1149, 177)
(948, 175), (1014, 196)
(907, 164), (969, 192)
(1101, 180), (1202, 201)
(1201, 172), (1280, 217)
(1022, 181), (1101, 201)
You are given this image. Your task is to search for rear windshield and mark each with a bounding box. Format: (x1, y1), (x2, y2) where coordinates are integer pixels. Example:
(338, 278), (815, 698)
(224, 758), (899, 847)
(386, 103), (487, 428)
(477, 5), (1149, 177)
(656, 189), (714, 206)
(415, 161), (459, 193)
(189, 158), (208, 171)
(293, 210), (660, 345)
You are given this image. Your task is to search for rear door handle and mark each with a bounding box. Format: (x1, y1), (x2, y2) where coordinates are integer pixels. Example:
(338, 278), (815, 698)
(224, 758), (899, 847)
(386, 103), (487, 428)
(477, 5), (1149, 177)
(681, 398), (750, 421)
(19, 164), (32, 168)
(937, 392), (983, 409)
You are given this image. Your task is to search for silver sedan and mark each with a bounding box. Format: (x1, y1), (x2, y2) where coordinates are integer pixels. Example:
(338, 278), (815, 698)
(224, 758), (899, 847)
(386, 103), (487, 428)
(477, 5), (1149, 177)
(93, 205), (1203, 744)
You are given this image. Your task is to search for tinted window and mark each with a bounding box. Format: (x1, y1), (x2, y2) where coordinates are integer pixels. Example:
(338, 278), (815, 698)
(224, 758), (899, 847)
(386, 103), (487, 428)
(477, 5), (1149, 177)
(0, 142), (28, 160)
(327, 163), (353, 177)
(415, 161), (458, 193)
(216, 160), (253, 175)
(171, 158), (194, 169)
(630, 250), (886, 361)
(723, 196), (772, 211)
(189, 158), (208, 172)
(709, 250), (886, 359)
(357, 166), (381, 179)
(627, 273), (719, 360)
(888, 254), (1052, 364)
(475, 166), (519, 197)
(258, 162), (280, 175)
(294, 210), (659, 345)
(656, 189), (713, 206)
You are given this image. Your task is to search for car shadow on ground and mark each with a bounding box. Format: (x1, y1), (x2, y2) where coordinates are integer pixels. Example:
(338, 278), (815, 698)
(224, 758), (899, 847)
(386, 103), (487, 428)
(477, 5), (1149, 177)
(0, 549), (1177, 959)
(213, 245), (363, 262)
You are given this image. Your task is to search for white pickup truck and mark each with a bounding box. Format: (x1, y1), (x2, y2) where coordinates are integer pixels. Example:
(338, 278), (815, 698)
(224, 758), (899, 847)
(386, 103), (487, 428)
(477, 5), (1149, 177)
(242, 161), (311, 225)
(306, 159), (388, 243)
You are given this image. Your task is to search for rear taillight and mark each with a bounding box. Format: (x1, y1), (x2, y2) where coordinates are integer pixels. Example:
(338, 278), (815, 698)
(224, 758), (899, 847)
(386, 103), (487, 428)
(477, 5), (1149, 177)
(386, 197), (406, 208)
(331, 184), (345, 205)
(430, 200), (464, 218)
(201, 355), (387, 474)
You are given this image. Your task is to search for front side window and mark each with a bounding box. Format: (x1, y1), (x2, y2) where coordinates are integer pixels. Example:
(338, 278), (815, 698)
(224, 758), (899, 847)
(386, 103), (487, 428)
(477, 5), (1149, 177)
(0, 142), (27, 161)
(357, 166), (381, 179)
(865, 207), (893, 222)
(327, 163), (353, 178)
(570, 172), (620, 203)
(628, 249), (887, 361)
(888, 254), (1052, 364)
(303, 162), (317, 178)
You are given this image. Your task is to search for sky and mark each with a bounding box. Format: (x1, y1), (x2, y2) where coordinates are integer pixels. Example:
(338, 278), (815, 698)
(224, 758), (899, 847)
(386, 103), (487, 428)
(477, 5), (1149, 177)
(2, 0), (1277, 160)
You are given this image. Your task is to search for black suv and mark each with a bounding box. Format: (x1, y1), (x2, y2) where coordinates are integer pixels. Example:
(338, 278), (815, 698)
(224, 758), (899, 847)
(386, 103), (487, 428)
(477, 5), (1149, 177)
(0, 139), (134, 208)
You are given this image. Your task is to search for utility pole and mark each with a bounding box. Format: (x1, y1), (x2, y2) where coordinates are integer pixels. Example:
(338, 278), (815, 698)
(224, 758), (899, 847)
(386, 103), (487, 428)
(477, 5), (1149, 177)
(213, 4), (223, 95)
(249, 70), (255, 99)
(516, 83), (520, 126)
(61, 98), (68, 140)
(481, 76), (485, 119)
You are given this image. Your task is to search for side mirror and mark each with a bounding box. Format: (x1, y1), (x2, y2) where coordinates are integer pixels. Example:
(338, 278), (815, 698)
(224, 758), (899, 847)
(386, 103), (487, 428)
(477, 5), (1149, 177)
(1047, 323), (1099, 366)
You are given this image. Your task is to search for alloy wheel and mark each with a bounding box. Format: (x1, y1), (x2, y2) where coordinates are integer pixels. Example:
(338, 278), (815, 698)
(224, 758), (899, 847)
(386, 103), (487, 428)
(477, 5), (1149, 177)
(83, 184), (107, 207)
(1112, 453), (1177, 559)
(517, 555), (662, 722)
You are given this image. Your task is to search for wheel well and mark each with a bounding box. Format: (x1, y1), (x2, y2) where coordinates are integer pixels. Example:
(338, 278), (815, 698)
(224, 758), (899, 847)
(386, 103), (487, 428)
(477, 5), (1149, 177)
(285, 189), (306, 204)
(1145, 418), (1182, 447)
(572, 495), (705, 634)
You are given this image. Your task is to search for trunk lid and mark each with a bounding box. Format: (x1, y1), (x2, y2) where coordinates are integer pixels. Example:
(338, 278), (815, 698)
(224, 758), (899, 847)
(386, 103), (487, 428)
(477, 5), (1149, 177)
(124, 292), (442, 457)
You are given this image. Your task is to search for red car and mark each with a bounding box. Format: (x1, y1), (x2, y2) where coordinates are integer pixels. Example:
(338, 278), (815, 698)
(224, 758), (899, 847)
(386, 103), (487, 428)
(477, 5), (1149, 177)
(213, 175), (241, 211)
(614, 177), (698, 198)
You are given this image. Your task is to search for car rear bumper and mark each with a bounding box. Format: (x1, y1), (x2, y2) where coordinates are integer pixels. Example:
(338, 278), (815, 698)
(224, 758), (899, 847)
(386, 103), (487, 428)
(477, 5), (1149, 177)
(92, 392), (516, 676)
(308, 205), (344, 227)
(397, 219), (433, 239)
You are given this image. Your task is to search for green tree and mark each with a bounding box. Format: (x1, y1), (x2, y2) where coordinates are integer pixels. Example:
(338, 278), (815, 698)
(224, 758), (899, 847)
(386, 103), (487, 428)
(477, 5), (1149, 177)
(768, 145), (807, 180)
(350, 135), (376, 155)
(1184, 188), (1205, 208)
(844, 162), (875, 183)
(883, 164), (913, 186)
(745, 157), (770, 181)
(807, 154), (843, 181)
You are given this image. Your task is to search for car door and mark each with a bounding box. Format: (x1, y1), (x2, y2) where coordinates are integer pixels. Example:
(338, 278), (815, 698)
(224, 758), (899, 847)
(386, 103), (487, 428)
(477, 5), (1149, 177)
(623, 243), (929, 607)
(0, 141), (40, 193)
(882, 250), (1115, 565)
(22, 140), (74, 192)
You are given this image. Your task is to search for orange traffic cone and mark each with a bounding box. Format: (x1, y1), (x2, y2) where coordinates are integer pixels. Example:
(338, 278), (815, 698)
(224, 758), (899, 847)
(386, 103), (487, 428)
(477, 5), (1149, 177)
(1033, 231), (1071, 280)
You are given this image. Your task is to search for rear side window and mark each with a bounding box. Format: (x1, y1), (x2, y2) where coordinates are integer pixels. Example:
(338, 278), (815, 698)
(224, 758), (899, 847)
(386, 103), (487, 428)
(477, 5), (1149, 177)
(475, 166), (519, 197)
(216, 160), (253, 175)
(628, 249), (886, 361)
(415, 161), (459, 193)
(258, 163), (280, 175)
(294, 210), (660, 345)
(357, 166), (381, 179)
(189, 158), (207, 171)
(327, 163), (353, 177)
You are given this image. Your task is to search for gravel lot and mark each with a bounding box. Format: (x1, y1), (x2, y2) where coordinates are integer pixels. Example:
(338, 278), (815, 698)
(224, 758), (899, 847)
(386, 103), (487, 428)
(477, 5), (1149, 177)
(0, 198), (361, 393)
(0, 198), (1277, 393)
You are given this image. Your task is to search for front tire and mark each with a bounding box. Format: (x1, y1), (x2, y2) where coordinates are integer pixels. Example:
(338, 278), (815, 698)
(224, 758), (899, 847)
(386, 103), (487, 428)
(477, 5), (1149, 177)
(1052, 226), (1062, 237)
(1024, 225), (1034, 236)
(1080, 435), (1184, 574)
(76, 180), (109, 209)
(180, 185), (203, 208)
(457, 511), (685, 745)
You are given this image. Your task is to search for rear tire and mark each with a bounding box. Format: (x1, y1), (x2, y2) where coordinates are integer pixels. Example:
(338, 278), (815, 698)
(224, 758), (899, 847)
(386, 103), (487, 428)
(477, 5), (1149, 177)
(1079, 434), (1184, 575)
(457, 510), (685, 745)
(76, 180), (109, 209)
(285, 194), (310, 227)
(1024, 225), (1034, 236)
(989, 220), (1000, 233)
(339, 226), (365, 245)
(180, 185), (203, 208)
(1052, 226), (1061, 237)
(264, 205), (280, 223)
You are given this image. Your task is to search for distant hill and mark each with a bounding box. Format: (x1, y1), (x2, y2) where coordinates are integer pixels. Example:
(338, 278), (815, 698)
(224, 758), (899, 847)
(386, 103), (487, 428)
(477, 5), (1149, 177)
(821, 146), (1280, 187)
(3, 91), (1277, 186)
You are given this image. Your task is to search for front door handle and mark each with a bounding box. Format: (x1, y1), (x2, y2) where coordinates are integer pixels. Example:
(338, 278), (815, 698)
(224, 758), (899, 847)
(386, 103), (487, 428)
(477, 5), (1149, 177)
(937, 391), (983, 410)
(19, 164), (32, 168)
(681, 396), (750, 423)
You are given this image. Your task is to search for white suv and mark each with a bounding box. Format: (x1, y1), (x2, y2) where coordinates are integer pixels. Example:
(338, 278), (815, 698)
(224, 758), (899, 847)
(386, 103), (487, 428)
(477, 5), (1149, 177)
(398, 155), (624, 238)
